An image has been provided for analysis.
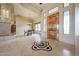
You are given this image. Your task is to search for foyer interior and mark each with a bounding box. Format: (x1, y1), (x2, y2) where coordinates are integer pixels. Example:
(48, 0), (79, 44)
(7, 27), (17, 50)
(0, 3), (79, 56)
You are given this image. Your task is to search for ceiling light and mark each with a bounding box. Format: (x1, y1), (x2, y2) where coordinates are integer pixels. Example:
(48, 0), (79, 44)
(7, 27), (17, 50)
(39, 3), (42, 5)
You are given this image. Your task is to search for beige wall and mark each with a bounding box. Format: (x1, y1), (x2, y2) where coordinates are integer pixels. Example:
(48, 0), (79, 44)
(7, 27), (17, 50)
(0, 22), (11, 36)
(16, 16), (32, 36)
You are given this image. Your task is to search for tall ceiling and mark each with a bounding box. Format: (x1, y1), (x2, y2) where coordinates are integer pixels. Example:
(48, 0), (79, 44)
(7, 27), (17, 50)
(13, 4), (40, 19)
(13, 3), (61, 21)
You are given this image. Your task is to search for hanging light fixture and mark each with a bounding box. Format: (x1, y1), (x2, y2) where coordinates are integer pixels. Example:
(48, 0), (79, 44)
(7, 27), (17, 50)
(39, 3), (43, 5)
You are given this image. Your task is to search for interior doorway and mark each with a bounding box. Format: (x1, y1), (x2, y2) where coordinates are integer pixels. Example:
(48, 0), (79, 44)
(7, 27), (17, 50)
(47, 12), (59, 40)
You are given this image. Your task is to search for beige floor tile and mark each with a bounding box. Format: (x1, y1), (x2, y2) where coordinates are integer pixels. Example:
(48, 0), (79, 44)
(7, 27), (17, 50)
(0, 36), (75, 56)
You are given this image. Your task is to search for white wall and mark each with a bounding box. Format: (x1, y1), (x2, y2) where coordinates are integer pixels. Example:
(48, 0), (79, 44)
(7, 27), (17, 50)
(16, 17), (32, 36)
(75, 3), (79, 55)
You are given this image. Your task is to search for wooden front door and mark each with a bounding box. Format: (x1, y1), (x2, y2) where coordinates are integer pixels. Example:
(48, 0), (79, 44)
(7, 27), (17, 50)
(47, 12), (59, 40)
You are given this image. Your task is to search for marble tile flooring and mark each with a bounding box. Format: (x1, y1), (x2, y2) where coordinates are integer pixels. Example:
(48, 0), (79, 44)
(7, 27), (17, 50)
(0, 36), (75, 56)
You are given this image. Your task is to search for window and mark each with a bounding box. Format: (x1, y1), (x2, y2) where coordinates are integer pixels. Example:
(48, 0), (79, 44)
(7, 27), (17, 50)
(2, 9), (9, 18)
(44, 13), (46, 17)
(75, 4), (79, 35)
(6, 10), (9, 18)
(64, 11), (70, 34)
(35, 23), (41, 31)
(49, 7), (58, 14)
(44, 13), (47, 32)
(64, 3), (69, 7)
(44, 18), (46, 32)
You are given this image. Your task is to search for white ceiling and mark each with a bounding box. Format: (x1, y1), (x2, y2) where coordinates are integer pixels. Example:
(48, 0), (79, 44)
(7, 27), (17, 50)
(21, 3), (42, 14)
(13, 3), (61, 21)
(30, 3), (47, 9)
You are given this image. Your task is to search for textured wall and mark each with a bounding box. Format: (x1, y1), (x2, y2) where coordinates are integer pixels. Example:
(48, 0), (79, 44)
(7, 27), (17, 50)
(0, 22), (11, 36)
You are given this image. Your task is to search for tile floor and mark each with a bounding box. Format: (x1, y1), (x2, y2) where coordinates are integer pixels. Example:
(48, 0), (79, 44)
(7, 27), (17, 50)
(0, 36), (75, 56)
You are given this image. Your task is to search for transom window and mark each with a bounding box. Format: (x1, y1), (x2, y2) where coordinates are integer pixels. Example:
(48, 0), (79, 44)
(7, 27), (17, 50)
(64, 3), (69, 7)
(49, 7), (58, 15)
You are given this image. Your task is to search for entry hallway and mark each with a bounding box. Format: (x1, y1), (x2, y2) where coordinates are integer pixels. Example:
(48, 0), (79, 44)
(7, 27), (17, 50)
(0, 36), (75, 56)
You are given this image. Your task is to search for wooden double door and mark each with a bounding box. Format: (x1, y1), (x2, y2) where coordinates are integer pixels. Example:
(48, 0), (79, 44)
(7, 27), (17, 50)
(47, 12), (59, 40)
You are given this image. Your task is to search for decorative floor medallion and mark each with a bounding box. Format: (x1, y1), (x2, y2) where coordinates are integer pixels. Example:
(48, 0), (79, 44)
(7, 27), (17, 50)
(32, 41), (52, 51)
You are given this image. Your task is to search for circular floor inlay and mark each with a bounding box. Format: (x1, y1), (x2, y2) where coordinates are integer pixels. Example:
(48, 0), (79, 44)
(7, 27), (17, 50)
(32, 41), (52, 51)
